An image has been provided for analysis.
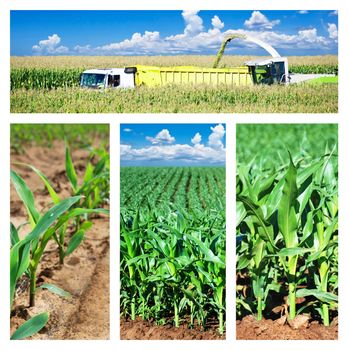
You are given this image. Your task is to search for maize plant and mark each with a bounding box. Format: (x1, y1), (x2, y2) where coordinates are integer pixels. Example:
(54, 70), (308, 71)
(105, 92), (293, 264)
(236, 126), (338, 326)
(10, 166), (109, 339)
(13, 141), (109, 264)
(120, 167), (226, 334)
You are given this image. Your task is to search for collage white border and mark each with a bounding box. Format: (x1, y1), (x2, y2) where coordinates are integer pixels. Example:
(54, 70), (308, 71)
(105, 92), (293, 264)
(1, 1), (347, 349)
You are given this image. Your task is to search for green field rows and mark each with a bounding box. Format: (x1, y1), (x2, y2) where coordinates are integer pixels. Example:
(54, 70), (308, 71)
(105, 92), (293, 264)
(120, 167), (226, 333)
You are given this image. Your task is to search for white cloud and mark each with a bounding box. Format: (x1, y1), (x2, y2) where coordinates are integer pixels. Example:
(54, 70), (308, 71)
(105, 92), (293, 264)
(298, 10), (309, 15)
(329, 10), (338, 16)
(212, 15), (224, 30)
(120, 143), (225, 164)
(208, 124), (225, 149)
(191, 132), (202, 145)
(32, 11), (337, 56)
(32, 34), (69, 55)
(182, 10), (204, 36)
(121, 125), (225, 164)
(327, 23), (338, 41)
(95, 31), (161, 54)
(146, 129), (175, 144)
(123, 128), (132, 132)
(244, 11), (280, 30)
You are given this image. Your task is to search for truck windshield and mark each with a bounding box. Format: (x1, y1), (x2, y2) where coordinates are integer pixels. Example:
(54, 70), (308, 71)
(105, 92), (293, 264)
(80, 73), (106, 88)
(270, 62), (285, 83)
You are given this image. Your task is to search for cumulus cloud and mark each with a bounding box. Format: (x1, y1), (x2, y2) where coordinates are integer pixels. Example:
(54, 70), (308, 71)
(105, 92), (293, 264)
(32, 11), (337, 56)
(191, 132), (202, 145)
(212, 15), (224, 30)
(244, 11), (280, 30)
(182, 10), (204, 36)
(32, 34), (69, 55)
(123, 128), (132, 132)
(327, 23), (338, 41)
(146, 129), (175, 144)
(298, 10), (309, 15)
(208, 124), (225, 149)
(121, 125), (225, 165)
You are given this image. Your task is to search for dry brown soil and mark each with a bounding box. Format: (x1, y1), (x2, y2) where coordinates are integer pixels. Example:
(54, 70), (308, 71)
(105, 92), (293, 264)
(10, 141), (109, 339)
(120, 317), (225, 340)
(236, 315), (338, 340)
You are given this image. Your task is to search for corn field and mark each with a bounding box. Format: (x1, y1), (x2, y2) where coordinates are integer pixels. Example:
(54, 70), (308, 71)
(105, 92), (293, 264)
(236, 124), (338, 327)
(120, 167), (226, 333)
(10, 55), (338, 91)
(10, 55), (338, 113)
(10, 84), (338, 113)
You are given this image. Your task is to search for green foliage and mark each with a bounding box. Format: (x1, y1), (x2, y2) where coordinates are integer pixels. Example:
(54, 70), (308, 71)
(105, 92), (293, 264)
(10, 124), (109, 151)
(10, 55), (338, 113)
(10, 312), (49, 340)
(11, 68), (81, 90)
(10, 84), (338, 113)
(121, 167), (226, 333)
(10, 142), (110, 339)
(236, 124), (338, 326)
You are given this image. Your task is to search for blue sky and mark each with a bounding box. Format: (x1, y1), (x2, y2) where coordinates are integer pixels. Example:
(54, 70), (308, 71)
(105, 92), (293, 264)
(11, 10), (338, 56)
(120, 124), (226, 166)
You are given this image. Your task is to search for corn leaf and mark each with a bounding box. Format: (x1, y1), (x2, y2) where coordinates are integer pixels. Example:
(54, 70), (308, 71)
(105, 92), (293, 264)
(10, 312), (49, 340)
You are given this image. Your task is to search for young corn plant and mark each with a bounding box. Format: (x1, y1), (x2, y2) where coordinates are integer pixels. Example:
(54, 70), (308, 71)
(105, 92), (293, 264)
(10, 193), (81, 339)
(15, 153), (109, 264)
(10, 169), (108, 305)
(65, 141), (110, 210)
(236, 147), (338, 325)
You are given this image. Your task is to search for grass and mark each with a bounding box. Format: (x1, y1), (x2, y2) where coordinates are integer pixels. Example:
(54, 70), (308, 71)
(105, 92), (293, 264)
(307, 76), (338, 84)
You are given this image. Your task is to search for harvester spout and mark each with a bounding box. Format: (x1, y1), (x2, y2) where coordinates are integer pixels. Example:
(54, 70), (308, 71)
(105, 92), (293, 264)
(244, 36), (281, 58)
(213, 33), (282, 68)
(213, 34), (247, 68)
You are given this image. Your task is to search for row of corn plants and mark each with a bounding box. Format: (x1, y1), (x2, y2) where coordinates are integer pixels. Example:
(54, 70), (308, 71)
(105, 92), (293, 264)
(10, 84), (338, 114)
(236, 140), (338, 326)
(10, 64), (338, 91)
(120, 167), (226, 334)
(10, 142), (110, 339)
(11, 124), (109, 153)
(10, 68), (81, 90)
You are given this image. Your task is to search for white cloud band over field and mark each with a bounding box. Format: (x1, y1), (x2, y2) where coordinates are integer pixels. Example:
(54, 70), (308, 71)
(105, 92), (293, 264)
(121, 124), (226, 165)
(32, 10), (338, 55)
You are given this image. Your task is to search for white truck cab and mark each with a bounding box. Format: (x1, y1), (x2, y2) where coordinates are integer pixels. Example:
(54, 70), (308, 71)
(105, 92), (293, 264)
(80, 68), (135, 89)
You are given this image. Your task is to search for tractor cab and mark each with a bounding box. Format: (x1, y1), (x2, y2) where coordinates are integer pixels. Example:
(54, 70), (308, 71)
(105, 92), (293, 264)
(245, 58), (289, 85)
(80, 68), (135, 89)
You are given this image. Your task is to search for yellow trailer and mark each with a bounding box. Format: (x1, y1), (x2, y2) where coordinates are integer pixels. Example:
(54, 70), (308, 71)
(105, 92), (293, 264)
(133, 65), (254, 87)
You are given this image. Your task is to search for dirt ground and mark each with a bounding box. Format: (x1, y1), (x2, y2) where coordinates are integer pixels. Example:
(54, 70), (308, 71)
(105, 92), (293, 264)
(120, 318), (225, 340)
(10, 141), (110, 340)
(236, 315), (338, 340)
